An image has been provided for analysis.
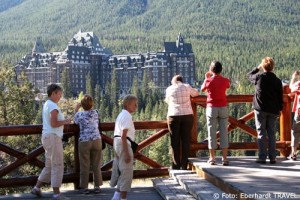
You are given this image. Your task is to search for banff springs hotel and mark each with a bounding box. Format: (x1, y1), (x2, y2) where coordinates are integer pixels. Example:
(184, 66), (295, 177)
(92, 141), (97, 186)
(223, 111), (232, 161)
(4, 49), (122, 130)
(15, 30), (196, 98)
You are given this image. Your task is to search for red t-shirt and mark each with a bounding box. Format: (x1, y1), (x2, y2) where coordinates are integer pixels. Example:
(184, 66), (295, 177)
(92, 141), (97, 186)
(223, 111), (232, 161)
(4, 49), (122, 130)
(290, 81), (300, 113)
(202, 75), (230, 107)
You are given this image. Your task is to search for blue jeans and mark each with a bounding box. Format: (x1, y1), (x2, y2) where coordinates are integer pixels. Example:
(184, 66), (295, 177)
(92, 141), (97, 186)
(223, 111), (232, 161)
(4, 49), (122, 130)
(254, 110), (279, 161)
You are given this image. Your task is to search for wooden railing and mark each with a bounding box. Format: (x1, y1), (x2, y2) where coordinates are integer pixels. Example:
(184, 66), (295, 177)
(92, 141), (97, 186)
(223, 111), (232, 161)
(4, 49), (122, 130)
(0, 121), (170, 188)
(190, 85), (293, 157)
(0, 85), (296, 189)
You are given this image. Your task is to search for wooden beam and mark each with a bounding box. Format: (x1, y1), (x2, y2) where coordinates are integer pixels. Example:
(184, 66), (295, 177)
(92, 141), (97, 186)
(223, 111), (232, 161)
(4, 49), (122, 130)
(0, 169), (169, 188)
(137, 129), (169, 151)
(0, 146), (45, 177)
(191, 141), (289, 151)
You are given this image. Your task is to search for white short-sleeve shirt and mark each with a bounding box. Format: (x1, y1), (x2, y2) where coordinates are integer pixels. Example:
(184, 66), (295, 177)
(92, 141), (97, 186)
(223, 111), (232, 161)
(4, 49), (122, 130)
(114, 109), (135, 141)
(42, 99), (65, 138)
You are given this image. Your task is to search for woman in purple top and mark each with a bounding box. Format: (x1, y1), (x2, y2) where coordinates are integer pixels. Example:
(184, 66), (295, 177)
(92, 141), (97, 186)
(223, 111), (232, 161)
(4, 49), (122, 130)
(74, 94), (102, 194)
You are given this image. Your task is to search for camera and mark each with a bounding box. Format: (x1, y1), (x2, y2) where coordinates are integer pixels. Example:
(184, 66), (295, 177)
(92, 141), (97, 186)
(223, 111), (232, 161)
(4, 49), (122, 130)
(194, 80), (202, 87)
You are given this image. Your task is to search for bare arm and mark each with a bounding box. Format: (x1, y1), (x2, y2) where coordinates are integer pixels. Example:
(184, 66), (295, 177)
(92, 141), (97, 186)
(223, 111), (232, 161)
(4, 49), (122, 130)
(201, 72), (211, 92)
(290, 71), (298, 90)
(121, 129), (131, 163)
(50, 109), (70, 128)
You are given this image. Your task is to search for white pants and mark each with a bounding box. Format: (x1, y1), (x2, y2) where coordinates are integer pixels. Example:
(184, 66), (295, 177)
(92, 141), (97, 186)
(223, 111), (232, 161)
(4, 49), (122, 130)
(38, 134), (64, 188)
(110, 138), (133, 192)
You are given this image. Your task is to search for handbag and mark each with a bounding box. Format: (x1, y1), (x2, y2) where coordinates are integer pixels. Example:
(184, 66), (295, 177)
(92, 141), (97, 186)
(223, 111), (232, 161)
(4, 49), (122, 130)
(97, 110), (106, 150)
(114, 136), (138, 153)
(126, 137), (139, 153)
(100, 133), (106, 150)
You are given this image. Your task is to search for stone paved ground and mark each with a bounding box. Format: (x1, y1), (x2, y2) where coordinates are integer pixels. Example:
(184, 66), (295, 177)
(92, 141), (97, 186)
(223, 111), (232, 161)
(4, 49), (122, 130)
(0, 184), (163, 200)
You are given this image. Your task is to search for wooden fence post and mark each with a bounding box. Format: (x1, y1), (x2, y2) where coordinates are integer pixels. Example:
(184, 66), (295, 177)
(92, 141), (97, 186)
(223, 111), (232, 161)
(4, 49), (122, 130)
(190, 100), (198, 157)
(73, 132), (80, 189)
(279, 85), (292, 157)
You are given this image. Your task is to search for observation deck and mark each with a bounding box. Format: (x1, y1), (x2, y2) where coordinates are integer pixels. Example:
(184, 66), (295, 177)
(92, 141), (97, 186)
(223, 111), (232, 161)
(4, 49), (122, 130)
(1, 86), (299, 199)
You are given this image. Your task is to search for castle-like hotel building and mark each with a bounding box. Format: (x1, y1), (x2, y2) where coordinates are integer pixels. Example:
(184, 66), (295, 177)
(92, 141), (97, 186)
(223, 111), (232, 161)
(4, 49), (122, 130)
(15, 30), (196, 97)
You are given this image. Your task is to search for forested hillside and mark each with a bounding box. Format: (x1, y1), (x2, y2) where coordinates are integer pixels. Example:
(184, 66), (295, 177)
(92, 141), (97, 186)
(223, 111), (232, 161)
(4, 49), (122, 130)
(0, 0), (25, 13)
(0, 0), (300, 83)
(1, 1), (300, 194)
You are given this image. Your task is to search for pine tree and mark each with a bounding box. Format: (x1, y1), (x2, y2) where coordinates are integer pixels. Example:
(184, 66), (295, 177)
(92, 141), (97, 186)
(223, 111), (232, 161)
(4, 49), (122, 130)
(131, 75), (139, 96)
(85, 73), (94, 97)
(0, 61), (37, 125)
(94, 84), (101, 110)
(61, 68), (72, 98)
(110, 69), (118, 106)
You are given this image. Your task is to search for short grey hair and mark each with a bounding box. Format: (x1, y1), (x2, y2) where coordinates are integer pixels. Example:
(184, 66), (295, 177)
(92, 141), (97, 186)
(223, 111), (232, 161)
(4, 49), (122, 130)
(122, 94), (138, 108)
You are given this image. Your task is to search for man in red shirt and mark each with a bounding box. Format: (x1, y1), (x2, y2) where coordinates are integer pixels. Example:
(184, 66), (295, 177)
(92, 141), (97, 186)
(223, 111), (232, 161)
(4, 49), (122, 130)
(201, 61), (230, 165)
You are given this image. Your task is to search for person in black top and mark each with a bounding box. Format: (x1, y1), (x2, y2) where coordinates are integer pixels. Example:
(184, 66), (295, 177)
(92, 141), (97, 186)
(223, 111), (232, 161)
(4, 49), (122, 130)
(247, 57), (283, 164)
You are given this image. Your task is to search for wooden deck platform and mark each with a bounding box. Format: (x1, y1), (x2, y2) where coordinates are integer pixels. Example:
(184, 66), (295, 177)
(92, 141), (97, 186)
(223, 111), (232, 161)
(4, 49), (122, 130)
(1, 157), (299, 200)
(0, 186), (163, 200)
(190, 156), (300, 200)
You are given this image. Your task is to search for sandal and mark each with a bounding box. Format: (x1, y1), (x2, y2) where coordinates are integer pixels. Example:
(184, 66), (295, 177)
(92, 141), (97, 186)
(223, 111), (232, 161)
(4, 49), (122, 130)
(207, 159), (216, 165)
(222, 160), (229, 166)
(290, 154), (297, 161)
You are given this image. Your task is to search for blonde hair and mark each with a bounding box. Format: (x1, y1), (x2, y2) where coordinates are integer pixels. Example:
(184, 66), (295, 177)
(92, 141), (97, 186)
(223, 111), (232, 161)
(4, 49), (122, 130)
(81, 94), (94, 110)
(123, 94), (138, 109)
(261, 57), (275, 72)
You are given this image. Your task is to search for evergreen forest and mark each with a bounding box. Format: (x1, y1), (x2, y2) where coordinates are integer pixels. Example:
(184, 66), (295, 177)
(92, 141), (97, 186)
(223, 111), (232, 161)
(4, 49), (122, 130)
(0, 0), (300, 194)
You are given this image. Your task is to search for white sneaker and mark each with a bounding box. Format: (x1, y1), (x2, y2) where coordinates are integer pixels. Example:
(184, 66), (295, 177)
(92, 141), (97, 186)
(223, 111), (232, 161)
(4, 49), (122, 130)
(111, 191), (121, 200)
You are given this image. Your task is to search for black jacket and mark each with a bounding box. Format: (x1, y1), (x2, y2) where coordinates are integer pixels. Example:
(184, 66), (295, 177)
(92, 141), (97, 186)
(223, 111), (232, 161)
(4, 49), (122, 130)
(247, 67), (283, 115)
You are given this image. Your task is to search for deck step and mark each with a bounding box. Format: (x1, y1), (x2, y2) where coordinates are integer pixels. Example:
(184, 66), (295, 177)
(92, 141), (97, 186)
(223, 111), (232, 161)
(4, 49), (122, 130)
(170, 170), (230, 200)
(153, 177), (196, 200)
(153, 170), (230, 200)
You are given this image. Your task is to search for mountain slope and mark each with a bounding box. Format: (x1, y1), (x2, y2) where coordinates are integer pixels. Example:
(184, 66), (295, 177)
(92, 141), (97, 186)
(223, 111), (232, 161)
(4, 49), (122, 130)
(0, 0), (300, 82)
(0, 0), (26, 13)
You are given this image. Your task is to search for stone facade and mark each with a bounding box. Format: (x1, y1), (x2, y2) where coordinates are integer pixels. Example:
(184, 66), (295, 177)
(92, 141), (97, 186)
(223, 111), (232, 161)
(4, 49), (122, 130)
(15, 30), (195, 98)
